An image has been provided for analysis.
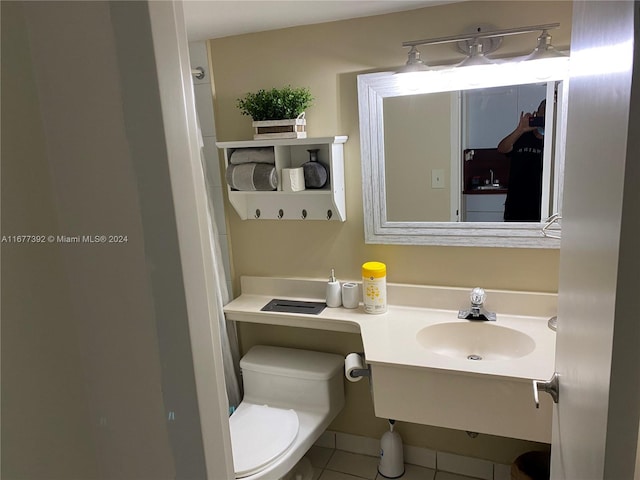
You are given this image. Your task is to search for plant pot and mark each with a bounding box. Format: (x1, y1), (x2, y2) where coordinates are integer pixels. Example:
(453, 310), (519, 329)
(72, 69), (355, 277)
(253, 112), (307, 140)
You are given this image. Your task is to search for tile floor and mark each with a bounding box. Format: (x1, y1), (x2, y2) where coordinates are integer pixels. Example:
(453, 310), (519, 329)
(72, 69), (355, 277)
(306, 446), (488, 480)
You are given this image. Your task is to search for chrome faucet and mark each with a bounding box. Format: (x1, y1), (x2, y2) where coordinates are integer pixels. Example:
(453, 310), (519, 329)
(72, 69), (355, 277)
(458, 287), (496, 321)
(489, 169), (494, 185)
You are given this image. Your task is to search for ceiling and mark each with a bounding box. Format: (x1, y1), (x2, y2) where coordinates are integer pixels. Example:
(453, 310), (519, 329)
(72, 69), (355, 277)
(183, 0), (456, 41)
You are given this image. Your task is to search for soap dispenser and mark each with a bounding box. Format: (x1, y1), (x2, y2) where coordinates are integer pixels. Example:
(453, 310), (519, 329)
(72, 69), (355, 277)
(378, 419), (404, 478)
(325, 269), (342, 308)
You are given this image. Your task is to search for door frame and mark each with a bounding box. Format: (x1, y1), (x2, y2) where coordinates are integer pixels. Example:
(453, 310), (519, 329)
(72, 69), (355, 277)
(148, 2), (235, 478)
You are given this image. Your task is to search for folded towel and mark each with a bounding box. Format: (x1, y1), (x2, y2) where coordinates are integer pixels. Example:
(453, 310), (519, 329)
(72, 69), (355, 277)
(230, 147), (275, 165)
(226, 163), (277, 191)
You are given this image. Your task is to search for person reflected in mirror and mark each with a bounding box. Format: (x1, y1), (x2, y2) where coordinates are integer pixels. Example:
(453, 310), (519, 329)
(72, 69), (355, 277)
(497, 100), (546, 222)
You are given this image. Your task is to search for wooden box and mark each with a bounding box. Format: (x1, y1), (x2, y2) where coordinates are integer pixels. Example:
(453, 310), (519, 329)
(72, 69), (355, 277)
(253, 114), (307, 140)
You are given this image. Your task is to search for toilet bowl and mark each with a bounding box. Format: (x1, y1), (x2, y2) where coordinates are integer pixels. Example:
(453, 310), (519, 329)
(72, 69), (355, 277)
(229, 345), (345, 480)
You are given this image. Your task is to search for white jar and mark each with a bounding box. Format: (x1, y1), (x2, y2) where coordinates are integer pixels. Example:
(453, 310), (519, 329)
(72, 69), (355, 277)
(362, 262), (387, 314)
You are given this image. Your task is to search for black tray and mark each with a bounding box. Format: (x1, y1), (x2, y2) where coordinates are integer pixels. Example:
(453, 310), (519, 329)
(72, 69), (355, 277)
(261, 298), (327, 315)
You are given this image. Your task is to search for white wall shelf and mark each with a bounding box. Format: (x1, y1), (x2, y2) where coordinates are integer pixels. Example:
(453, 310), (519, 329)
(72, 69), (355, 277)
(216, 136), (348, 221)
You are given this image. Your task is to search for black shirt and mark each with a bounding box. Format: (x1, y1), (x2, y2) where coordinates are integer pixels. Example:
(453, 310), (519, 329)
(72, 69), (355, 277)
(504, 131), (544, 222)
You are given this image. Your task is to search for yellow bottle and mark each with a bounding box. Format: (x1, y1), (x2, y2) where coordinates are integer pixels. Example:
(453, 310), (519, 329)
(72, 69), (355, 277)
(362, 262), (387, 314)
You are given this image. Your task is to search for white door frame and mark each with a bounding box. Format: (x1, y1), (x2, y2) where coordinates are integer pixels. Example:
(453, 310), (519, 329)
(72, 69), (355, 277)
(147, 2), (234, 478)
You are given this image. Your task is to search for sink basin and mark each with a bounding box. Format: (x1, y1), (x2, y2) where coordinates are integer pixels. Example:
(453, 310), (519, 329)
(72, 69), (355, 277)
(416, 322), (536, 361)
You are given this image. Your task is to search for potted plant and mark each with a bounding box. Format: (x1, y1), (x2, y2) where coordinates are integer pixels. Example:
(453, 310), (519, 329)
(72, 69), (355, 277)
(236, 86), (314, 139)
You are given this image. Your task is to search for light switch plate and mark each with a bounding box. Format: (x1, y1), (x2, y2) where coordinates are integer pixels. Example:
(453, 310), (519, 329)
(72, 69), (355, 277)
(431, 169), (445, 189)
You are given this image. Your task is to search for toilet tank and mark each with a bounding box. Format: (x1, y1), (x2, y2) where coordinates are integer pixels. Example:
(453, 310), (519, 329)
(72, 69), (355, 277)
(240, 345), (345, 413)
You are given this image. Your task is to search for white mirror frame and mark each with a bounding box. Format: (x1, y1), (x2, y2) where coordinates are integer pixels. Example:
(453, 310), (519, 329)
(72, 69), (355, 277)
(357, 60), (568, 248)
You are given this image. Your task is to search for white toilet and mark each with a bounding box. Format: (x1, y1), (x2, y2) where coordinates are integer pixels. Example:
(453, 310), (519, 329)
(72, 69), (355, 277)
(229, 345), (345, 480)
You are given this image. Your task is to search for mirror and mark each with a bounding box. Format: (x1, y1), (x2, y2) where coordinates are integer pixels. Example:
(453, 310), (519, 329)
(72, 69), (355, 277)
(357, 63), (568, 248)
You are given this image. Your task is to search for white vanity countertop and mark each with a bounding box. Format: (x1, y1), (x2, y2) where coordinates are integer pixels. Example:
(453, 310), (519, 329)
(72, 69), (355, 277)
(224, 276), (558, 382)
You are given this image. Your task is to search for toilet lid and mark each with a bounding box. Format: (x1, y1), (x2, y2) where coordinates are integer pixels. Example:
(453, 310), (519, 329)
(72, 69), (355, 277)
(230, 403), (299, 478)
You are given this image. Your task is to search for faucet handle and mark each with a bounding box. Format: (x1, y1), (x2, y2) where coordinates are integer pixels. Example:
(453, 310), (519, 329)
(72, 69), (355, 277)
(470, 287), (486, 306)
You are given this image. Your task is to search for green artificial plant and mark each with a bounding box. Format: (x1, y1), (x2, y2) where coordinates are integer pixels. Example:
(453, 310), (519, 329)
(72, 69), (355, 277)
(236, 86), (314, 121)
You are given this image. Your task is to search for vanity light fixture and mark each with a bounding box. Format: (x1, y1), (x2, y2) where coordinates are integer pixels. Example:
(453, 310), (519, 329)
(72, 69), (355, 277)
(525, 29), (567, 61)
(399, 23), (566, 73)
(456, 40), (494, 67)
(401, 46), (430, 73)
(391, 23), (569, 95)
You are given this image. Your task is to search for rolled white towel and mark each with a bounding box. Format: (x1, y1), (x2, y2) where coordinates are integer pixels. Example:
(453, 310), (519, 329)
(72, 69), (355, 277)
(226, 163), (277, 191)
(229, 147), (275, 165)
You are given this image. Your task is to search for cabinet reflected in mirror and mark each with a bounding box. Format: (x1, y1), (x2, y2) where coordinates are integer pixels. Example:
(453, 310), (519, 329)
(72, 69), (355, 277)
(357, 67), (567, 248)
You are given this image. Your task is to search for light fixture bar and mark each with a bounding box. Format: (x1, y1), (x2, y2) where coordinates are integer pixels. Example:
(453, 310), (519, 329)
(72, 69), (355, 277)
(402, 23), (560, 48)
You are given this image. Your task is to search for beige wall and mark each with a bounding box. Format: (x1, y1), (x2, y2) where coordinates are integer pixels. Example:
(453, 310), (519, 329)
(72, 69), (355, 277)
(210, 0), (571, 464)
(210, 0), (571, 293)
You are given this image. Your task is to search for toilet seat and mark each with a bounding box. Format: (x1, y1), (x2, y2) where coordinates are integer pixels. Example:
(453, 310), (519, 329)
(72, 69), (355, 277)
(230, 403), (300, 478)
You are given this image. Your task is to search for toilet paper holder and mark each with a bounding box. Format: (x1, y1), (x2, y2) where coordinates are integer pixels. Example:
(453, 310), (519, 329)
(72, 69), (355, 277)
(347, 352), (371, 380)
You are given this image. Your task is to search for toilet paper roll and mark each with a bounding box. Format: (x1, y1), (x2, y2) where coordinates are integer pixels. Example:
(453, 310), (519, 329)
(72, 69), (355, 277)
(344, 353), (365, 382)
(282, 167), (306, 192)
